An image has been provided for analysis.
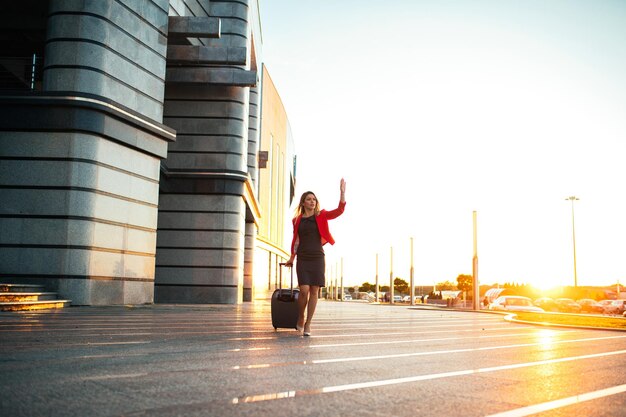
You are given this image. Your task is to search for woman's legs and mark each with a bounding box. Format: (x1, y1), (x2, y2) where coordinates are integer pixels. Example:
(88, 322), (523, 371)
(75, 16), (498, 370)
(304, 285), (320, 333)
(297, 284), (320, 333)
(297, 284), (309, 329)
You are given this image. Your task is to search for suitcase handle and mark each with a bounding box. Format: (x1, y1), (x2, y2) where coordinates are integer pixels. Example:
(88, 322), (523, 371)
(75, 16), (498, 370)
(279, 262), (294, 296)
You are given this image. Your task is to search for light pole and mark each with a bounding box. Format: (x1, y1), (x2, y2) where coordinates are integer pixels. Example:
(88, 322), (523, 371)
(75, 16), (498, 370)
(389, 246), (394, 304)
(565, 196), (579, 287)
(340, 257), (344, 302)
(472, 211), (479, 310)
(375, 253), (379, 303)
(410, 237), (414, 306)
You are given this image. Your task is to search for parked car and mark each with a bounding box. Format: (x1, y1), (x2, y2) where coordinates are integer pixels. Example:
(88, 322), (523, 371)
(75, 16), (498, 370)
(576, 299), (605, 314)
(383, 293), (401, 302)
(489, 296), (545, 312)
(613, 300), (626, 314)
(398, 295), (421, 303)
(343, 293), (352, 301)
(554, 298), (582, 313)
(600, 300), (626, 314)
(534, 297), (558, 312)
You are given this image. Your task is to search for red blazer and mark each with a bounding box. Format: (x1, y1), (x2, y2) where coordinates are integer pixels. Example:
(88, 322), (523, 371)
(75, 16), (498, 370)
(290, 201), (346, 255)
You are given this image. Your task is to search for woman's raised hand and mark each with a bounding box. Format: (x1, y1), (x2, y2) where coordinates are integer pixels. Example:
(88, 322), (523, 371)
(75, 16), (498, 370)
(340, 178), (346, 201)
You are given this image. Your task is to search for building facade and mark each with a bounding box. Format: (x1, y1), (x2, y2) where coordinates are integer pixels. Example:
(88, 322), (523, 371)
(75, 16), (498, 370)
(0, 0), (289, 305)
(253, 65), (296, 300)
(154, 0), (263, 304)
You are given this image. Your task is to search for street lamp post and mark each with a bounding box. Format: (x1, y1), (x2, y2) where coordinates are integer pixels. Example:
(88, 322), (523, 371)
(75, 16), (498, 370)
(565, 196), (579, 287)
(389, 246), (394, 304)
(375, 253), (379, 303)
(410, 237), (414, 306)
(340, 257), (344, 302)
(472, 211), (479, 310)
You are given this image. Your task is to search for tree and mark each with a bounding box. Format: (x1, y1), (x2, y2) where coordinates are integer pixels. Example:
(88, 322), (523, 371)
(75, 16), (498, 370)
(456, 274), (473, 292)
(394, 278), (409, 295)
(359, 282), (374, 292)
(436, 280), (456, 291)
(428, 290), (442, 299)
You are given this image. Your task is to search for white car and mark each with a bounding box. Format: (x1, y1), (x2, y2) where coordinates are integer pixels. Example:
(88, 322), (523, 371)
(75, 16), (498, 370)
(489, 296), (545, 313)
(599, 300), (625, 314)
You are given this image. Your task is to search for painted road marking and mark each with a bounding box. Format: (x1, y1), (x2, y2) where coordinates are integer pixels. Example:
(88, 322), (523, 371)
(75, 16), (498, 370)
(64, 341), (151, 346)
(314, 334), (626, 364)
(484, 383), (626, 417)
(224, 328), (570, 353)
(309, 330), (576, 348)
(232, 333), (624, 369)
(223, 328), (567, 350)
(232, 349), (626, 404)
(82, 373), (148, 381)
(0, 319), (506, 333)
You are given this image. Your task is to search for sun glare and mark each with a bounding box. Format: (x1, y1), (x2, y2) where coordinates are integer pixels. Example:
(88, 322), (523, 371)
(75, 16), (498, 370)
(533, 279), (558, 292)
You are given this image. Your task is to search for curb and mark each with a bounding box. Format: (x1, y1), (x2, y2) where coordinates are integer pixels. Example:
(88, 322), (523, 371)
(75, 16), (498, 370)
(504, 313), (626, 332)
(406, 304), (626, 332)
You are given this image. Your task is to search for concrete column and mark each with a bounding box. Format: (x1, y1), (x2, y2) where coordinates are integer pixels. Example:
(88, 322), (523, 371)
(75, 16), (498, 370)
(247, 84), (260, 189)
(155, 0), (262, 304)
(0, 95), (175, 305)
(155, 192), (246, 303)
(156, 83), (251, 304)
(0, 0), (174, 305)
(44, 0), (169, 123)
(243, 222), (257, 301)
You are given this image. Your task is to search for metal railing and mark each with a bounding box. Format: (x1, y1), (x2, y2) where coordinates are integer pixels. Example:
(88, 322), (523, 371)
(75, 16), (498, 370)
(0, 54), (44, 92)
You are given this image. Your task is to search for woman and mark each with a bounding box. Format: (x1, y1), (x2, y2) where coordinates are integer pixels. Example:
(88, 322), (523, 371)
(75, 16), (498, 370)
(285, 178), (346, 336)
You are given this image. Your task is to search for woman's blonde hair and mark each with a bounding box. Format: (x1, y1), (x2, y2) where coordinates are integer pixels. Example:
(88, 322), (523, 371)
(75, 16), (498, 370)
(295, 191), (320, 217)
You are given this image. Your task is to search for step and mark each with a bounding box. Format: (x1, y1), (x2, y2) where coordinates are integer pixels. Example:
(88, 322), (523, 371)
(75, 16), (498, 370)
(0, 283), (46, 292)
(0, 299), (72, 312)
(0, 292), (59, 303)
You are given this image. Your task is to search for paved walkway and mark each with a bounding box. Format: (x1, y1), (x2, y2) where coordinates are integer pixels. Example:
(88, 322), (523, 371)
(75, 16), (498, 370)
(2, 300), (626, 416)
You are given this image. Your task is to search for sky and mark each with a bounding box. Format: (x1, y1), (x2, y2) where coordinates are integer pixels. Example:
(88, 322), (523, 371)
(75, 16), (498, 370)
(259, 0), (626, 290)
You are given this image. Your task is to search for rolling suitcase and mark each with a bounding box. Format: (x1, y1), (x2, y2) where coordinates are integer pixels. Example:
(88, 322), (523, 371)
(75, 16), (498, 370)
(271, 263), (300, 330)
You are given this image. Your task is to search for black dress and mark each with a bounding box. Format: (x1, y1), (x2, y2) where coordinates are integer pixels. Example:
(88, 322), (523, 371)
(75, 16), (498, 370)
(296, 215), (325, 287)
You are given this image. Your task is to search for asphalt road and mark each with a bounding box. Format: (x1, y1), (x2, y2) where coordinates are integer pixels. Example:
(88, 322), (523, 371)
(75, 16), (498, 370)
(2, 301), (626, 417)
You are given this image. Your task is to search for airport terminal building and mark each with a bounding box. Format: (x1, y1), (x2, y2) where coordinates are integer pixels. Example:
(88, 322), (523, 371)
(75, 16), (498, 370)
(0, 0), (295, 305)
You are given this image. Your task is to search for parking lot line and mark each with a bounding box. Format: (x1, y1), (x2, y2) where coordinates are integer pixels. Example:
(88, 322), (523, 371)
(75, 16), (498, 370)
(231, 333), (626, 370)
(309, 329), (575, 348)
(484, 383), (626, 417)
(232, 348), (626, 404)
